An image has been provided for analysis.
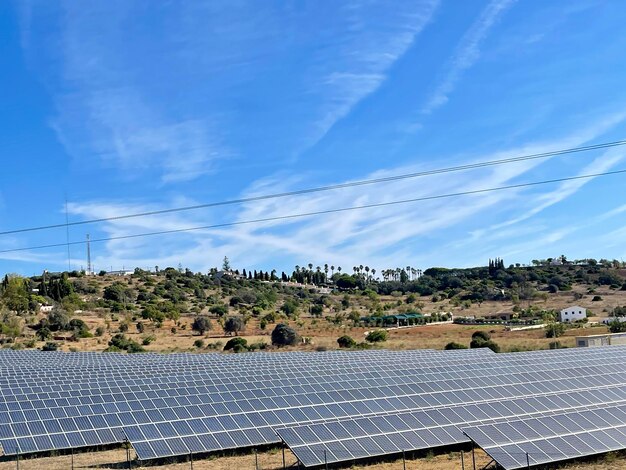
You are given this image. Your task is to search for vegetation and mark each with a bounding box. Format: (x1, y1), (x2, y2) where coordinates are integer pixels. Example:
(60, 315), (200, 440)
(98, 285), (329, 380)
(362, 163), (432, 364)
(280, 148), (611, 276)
(271, 323), (299, 347)
(0, 256), (623, 353)
(469, 331), (501, 353)
(365, 329), (388, 343)
(337, 335), (356, 348)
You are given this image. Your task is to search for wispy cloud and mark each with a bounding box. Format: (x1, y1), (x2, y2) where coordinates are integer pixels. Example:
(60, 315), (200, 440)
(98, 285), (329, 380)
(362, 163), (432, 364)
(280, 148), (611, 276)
(61, 129), (607, 272)
(306, 0), (439, 147)
(421, 0), (516, 115)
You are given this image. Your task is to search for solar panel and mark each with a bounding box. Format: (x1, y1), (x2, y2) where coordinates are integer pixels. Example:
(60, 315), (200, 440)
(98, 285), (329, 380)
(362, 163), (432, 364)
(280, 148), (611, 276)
(462, 402), (626, 469)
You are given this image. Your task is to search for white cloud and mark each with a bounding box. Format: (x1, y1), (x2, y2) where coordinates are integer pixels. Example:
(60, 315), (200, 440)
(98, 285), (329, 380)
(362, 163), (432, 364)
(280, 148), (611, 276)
(61, 131), (602, 273)
(306, 0), (439, 147)
(421, 0), (516, 115)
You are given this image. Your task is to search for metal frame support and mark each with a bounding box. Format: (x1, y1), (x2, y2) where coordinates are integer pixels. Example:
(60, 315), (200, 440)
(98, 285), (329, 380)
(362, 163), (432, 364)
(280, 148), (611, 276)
(402, 449), (406, 470)
(282, 445), (286, 469)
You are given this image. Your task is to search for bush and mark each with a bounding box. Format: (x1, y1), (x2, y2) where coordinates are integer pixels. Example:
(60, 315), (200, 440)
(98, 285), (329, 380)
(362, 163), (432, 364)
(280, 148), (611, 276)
(271, 323), (299, 347)
(444, 342), (468, 350)
(193, 339), (205, 349)
(106, 334), (145, 353)
(41, 342), (59, 351)
(471, 331), (491, 342)
(95, 326), (105, 337)
(337, 335), (356, 348)
(545, 323), (566, 338)
(224, 337), (248, 351)
(209, 304), (228, 317)
(248, 341), (267, 351)
(141, 335), (156, 346)
(592, 295), (603, 301)
(365, 330), (388, 343)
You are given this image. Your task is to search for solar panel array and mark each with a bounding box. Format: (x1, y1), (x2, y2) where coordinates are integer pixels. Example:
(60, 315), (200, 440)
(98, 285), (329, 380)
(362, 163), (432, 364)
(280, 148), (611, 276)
(462, 403), (626, 469)
(0, 348), (491, 458)
(1, 346), (626, 468)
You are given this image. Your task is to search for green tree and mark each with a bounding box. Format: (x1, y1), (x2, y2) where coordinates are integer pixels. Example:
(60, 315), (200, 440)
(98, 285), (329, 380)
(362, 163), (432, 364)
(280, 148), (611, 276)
(271, 323), (299, 347)
(223, 316), (245, 336)
(36, 327), (52, 341)
(103, 282), (134, 304)
(0, 275), (29, 314)
(281, 299), (299, 317)
(191, 316), (213, 335)
(209, 304), (228, 317)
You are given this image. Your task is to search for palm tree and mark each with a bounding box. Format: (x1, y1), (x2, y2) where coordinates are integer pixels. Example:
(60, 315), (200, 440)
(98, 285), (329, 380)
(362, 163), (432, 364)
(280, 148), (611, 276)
(371, 268), (376, 280)
(331, 265), (335, 277)
(337, 266), (342, 274)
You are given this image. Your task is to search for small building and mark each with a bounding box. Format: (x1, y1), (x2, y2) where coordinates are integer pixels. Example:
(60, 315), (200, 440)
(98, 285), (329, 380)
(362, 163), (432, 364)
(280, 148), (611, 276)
(107, 270), (134, 276)
(559, 306), (586, 323)
(601, 317), (626, 325)
(576, 332), (626, 347)
(40, 305), (53, 313)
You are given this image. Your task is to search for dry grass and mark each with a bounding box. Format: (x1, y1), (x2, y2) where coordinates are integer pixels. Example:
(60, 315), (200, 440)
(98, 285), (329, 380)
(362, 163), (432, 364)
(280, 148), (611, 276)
(4, 446), (626, 470)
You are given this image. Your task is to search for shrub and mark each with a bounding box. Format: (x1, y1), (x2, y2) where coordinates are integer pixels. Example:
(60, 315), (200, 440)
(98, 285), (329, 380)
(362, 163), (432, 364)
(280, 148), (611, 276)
(106, 334), (145, 353)
(41, 342), (59, 351)
(224, 337), (248, 351)
(209, 304), (228, 317)
(271, 323), (299, 347)
(471, 331), (491, 342)
(545, 323), (566, 338)
(444, 342), (468, 350)
(592, 295), (603, 301)
(365, 330), (388, 343)
(193, 339), (205, 349)
(141, 335), (156, 346)
(95, 326), (105, 337)
(337, 335), (356, 348)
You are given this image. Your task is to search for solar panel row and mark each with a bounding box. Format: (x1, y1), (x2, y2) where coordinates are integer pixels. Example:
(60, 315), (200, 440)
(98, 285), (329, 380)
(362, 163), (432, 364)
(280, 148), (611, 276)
(462, 402), (626, 469)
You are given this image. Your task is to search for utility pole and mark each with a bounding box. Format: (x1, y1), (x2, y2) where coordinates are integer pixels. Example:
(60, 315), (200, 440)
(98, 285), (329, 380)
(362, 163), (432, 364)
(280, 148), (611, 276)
(86, 234), (92, 275)
(65, 196), (71, 271)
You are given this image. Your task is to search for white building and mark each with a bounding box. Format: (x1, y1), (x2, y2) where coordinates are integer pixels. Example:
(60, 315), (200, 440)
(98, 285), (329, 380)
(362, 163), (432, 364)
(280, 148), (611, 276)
(559, 306), (586, 322)
(602, 317), (626, 325)
(577, 332), (626, 347)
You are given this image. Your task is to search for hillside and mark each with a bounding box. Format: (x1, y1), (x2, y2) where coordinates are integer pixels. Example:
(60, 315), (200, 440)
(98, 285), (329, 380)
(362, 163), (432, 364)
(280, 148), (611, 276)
(1, 259), (625, 353)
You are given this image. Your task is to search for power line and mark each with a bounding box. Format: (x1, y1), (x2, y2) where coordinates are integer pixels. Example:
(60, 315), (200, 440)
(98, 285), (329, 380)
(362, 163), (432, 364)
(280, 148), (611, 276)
(1, 139), (626, 236)
(1, 168), (624, 255)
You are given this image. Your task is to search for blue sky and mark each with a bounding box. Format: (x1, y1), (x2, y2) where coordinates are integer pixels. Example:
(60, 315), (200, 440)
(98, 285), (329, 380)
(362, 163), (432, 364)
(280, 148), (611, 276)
(1, 0), (626, 276)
